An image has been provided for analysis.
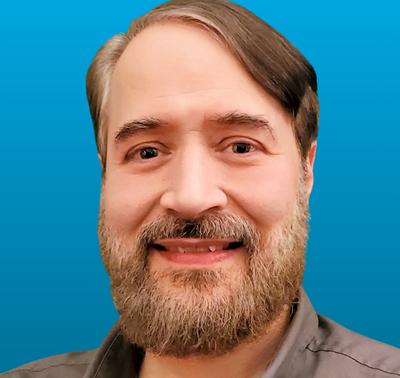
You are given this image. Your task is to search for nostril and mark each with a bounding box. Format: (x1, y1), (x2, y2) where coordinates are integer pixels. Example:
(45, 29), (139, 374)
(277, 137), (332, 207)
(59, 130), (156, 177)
(159, 178), (228, 218)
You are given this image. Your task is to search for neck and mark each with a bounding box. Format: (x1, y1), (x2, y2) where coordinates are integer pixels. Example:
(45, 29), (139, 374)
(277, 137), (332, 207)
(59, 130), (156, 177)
(139, 305), (291, 378)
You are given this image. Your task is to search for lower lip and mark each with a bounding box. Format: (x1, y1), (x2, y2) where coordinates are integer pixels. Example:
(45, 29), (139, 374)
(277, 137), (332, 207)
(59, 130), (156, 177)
(155, 249), (238, 265)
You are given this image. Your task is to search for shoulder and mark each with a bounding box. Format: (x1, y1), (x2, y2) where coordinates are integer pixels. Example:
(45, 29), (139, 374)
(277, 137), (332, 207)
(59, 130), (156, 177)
(1, 350), (96, 378)
(307, 314), (400, 377)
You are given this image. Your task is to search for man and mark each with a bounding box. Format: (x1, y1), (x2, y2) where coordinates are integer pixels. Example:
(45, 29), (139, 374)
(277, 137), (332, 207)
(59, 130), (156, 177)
(3, 0), (399, 377)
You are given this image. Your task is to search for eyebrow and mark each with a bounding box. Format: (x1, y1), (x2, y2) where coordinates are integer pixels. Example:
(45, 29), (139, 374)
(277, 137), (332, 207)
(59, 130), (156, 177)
(210, 111), (274, 139)
(114, 110), (274, 142)
(115, 117), (168, 142)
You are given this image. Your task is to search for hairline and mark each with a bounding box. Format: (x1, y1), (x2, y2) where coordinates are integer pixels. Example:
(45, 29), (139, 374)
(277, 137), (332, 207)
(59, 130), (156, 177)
(99, 18), (305, 170)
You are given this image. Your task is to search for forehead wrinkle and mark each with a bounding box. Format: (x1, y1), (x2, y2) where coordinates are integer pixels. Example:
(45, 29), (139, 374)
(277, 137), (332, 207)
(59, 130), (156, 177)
(140, 87), (242, 100)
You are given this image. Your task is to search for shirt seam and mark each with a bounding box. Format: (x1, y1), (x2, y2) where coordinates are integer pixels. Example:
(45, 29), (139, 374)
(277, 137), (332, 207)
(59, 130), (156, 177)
(92, 331), (122, 378)
(306, 346), (400, 376)
(1, 363), (89, 375)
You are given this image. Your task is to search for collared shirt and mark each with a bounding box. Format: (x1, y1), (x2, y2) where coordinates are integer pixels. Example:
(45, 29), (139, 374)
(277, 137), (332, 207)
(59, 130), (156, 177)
(2, 289), (400, 378)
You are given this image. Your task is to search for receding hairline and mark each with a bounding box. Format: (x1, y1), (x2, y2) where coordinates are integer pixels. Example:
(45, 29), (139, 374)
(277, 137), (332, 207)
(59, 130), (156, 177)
(87, 0), (319, 169)
(109, 19), (297, 142)
(109, 23), (302, 169)
(101, 18), (236, 167)
(112, 19), (233, 82)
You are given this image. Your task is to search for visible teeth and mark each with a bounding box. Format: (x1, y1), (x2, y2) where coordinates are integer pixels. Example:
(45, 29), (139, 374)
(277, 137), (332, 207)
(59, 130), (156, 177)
(173, 245), (224, 253)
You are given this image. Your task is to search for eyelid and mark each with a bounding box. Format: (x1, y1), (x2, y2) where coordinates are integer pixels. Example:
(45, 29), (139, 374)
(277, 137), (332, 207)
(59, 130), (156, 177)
(125, 143), (164, 161)
(222, 137), (265, 153)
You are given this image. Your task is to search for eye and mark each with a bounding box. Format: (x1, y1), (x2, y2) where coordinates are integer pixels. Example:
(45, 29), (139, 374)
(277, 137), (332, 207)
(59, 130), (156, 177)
(139, 147), (159, 159)
(231, 142), (252, 154)
(125, 146), (160, 162)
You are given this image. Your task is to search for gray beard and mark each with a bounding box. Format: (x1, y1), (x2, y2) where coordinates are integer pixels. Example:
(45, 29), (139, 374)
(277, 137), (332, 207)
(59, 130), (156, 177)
(98, 171), (309, 357)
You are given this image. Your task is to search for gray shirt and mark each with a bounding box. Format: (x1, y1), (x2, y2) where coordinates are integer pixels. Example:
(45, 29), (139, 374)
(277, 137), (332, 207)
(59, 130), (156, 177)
(2, 289), (400, 377)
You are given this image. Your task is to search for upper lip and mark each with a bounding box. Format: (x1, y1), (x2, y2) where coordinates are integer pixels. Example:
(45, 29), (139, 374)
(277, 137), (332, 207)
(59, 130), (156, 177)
(150, 238), (242, 252)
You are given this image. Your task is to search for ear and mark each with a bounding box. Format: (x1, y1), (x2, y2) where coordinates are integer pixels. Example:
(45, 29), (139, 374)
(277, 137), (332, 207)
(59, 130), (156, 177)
(98, 153), (104, 170)
(305, 141), (317, 196)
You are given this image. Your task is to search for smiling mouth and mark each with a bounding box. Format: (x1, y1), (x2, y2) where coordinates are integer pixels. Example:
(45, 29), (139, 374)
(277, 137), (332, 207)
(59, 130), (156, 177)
(150, 241), (243, 253)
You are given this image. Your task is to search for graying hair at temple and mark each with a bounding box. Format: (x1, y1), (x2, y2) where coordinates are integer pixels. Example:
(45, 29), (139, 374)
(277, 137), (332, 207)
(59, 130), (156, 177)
(86, 0), (319, 168)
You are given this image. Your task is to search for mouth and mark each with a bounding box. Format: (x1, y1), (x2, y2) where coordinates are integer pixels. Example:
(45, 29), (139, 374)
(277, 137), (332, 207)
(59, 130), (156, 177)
(148, 239), (245, 266)
(150, 239), (244, 253)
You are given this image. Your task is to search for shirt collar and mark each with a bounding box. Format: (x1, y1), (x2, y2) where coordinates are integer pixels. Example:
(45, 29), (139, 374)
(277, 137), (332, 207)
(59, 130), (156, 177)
(83, 288), (318, 378)
(259, 288), (318, 378)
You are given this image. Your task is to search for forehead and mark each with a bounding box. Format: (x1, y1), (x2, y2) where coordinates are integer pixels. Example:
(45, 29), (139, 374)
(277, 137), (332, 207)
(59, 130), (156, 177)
(109, 22), (291, 134)
(112, 22), (245, 96)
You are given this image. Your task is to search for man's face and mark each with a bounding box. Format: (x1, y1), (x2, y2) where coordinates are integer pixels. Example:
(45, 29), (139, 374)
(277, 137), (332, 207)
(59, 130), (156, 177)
(99, 22), (315, 356)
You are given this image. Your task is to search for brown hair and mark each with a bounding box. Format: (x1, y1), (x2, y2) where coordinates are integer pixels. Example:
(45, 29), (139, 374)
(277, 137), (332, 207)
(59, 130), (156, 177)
(87, 0), (319, 166)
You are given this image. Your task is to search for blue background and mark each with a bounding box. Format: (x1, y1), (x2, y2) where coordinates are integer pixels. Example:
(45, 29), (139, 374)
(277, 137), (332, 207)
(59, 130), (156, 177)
(1, 0), (399, 373)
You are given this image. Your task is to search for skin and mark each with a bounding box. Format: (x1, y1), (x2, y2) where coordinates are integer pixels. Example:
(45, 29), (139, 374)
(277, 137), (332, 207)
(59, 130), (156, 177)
(102, 22), (316, 378)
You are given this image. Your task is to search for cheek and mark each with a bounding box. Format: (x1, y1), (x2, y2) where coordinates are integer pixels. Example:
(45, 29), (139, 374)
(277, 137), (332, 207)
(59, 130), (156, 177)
(224, 161), (299, 227)
(103, 172), (163, 234)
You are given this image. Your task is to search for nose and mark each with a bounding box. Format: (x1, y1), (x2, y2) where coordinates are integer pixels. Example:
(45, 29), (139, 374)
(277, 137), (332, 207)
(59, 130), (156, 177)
(160, 143), (228, 218)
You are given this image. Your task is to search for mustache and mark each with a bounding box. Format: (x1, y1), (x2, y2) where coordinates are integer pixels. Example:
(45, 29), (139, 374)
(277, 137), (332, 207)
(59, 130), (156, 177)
(134, 212), (262, 252)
